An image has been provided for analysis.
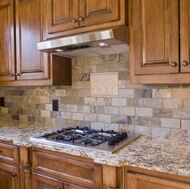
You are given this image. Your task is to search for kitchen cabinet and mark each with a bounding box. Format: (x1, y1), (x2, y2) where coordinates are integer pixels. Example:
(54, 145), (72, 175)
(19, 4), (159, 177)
(44, 0), (128, 39)
(130, 0), (190, 84)
(125, 166), (190, 189)
(0, 140), (31, 189)
(0, 0), (71, 86)
(31, 147), (123, 189)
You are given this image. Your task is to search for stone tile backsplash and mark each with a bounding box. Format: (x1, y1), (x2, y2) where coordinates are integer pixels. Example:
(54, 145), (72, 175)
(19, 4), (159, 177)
(0, 53), (190, 137)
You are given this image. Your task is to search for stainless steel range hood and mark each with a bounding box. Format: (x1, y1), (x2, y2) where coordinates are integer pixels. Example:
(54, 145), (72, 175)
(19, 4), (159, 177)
(37, 26), (129, 58)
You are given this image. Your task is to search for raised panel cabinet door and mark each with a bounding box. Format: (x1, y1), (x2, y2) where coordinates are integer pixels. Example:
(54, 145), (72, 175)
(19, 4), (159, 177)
(32, 172), (64, 189)
(15, 0), (50, 80)
(79, 0), (121, 27)
(0, 163), (19, 189)
(131, 0), (179, 75)
(64, 182), (89, 189)
(0, 0), (15, 81)
(45, 0), (79, 38)
(127, 173), (190, 189)
(180, 0), (190, 72)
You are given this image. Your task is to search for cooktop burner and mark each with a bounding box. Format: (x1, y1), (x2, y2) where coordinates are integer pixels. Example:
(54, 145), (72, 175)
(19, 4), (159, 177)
(30, 126), (140, 153)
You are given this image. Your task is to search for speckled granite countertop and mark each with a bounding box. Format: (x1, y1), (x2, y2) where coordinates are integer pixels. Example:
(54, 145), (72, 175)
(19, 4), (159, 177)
(0, 120), (190, 178)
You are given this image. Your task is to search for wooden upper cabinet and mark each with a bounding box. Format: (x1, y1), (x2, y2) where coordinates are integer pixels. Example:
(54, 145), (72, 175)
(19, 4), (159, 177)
(180, 0), (190, 73)
(130, 0), (190, 84)
(131, 0), (179, 75)
(15, 0), (50, 80)
(44, 0), (127, 39)
(46, 0), (79, 35)
(79, 0), (120, 27)
(0, 0), (15, 81)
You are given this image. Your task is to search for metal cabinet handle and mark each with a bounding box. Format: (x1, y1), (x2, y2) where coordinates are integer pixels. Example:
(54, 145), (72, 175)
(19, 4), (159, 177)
(71, 18), (76, 22)
(9, 73), (14, 77)
(16, 73), (21, 76)
(55, 187), (60, 189)
(106, 186), (119, 189)
(12, 173), (17, 177)
(169, 62), (177, 67)
(78, 17), (83, 21)
(182, 61), (189, 67)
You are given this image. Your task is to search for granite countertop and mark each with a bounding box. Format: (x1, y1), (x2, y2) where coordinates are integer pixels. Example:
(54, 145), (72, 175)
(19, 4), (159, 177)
(0, 120), (190, 178)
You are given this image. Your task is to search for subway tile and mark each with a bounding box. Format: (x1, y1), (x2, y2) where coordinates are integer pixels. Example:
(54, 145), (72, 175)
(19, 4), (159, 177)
(98, 114), (111, 123)
(161, 118), (180, 128)
(41, 110), (50, 118)
(152, 89), (172, 98)
(172, 88), (190, 98)
(119, 107), (135, 116)
(136, 108), (153, 117)
(105, 106), (119, 115)
(163, 99), (182, 109)
(112, 98), (127, 106)
(181, 120), (190, 130)
(152, 127), (171, 138)
(144, 98), (162, 108)
(72, 113), (84, 121)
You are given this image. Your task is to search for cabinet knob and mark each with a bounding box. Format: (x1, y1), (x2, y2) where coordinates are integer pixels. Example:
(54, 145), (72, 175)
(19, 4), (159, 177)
(71, 18), (76, 22)
(16, 73), (21, 76)
(169, 62), (177, 67)
(106, 186), (119, 189)
(182, 61), (189, 67)
(9, 73), (14, 77)
(78, 17), (83, 21)
(12, 173), (17, 177)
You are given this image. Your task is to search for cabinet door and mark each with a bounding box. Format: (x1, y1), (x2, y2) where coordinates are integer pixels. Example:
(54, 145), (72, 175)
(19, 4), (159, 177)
(131, 0), (179, 75)
(0, 163), (19, 189)
(0, 0), (15, 81)
(180, 0), (190, 72)
(79, 0), (120, 27)
(127, 173), (190, 189)
(32, 172), (64, 189)
(64, 182), (89, 189)
(45, 0), (79, 39)
(15, 0), (50, 80)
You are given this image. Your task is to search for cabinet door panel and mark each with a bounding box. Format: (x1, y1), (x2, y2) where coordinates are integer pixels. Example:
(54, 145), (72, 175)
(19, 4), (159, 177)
(0, 0), (15, 81)
(15, 0), (50, 80)
(131, 0), (179, 75)
(180, 0), (190, 72)
(127, 173), (190, 189)
(32, 172), (64, 189)
(79, 0), (120, 27)
(0, 163), (19, 189)
(45, 0), (79, 36)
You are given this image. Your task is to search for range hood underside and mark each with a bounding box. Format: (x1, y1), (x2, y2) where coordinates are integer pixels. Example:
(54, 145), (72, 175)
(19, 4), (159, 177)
(37, 26), (129, 58)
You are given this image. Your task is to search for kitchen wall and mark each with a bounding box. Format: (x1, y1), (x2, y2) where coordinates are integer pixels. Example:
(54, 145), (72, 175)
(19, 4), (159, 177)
(0, 53), (190, 137)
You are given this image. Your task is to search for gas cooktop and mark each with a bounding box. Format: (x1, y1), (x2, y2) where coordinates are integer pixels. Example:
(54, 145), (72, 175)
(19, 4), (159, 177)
(30, 126), (140, 153)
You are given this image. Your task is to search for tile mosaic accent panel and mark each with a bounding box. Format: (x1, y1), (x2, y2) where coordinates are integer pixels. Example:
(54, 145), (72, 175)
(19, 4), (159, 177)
(90, 72), (118, 97)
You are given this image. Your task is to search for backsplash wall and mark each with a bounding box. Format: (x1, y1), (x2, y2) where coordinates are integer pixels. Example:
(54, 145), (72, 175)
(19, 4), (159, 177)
(0, 53), (190, 137)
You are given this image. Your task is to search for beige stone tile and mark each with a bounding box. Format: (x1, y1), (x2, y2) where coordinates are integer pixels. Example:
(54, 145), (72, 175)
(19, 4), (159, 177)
(105, 123), (119, 131)
(119, 89), (134, 98)
(41, 110), (50, 118)
(183, 99), (190, 109)
(55, 90), (66, 96)
(181, 120), (190, 130)
(172, 88), (190, 98)
(161, 118), (180, 128)
(152, 127), (171, 138)
(144, 98), (162, 108)
(84, 113), (97, 121)
(105, 106), (119, 115)
(98, 114), (111, 123)
(119, 107), (135, 116)
(163, 99), (182, 109)
(134, 125), (152, 136)
(61, 112), (72, 119)
(84, 97), (97, 105)
(1, 107), (8, 114)
(112, 98), (127, 106)
(72, 113), (84, 121)
(136, 108), (153, 117)
(152, 89), (172, 98)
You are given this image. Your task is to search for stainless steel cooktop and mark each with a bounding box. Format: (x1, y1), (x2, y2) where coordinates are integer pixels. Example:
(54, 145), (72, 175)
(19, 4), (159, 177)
(30, 126), (140, 153)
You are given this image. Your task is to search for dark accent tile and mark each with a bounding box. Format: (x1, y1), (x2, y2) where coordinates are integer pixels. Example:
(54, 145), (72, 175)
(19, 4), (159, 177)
(12, 114), (19, 120)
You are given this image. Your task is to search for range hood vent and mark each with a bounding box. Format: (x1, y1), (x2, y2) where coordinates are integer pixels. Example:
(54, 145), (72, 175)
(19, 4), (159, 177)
(37, 26), (129, 58)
